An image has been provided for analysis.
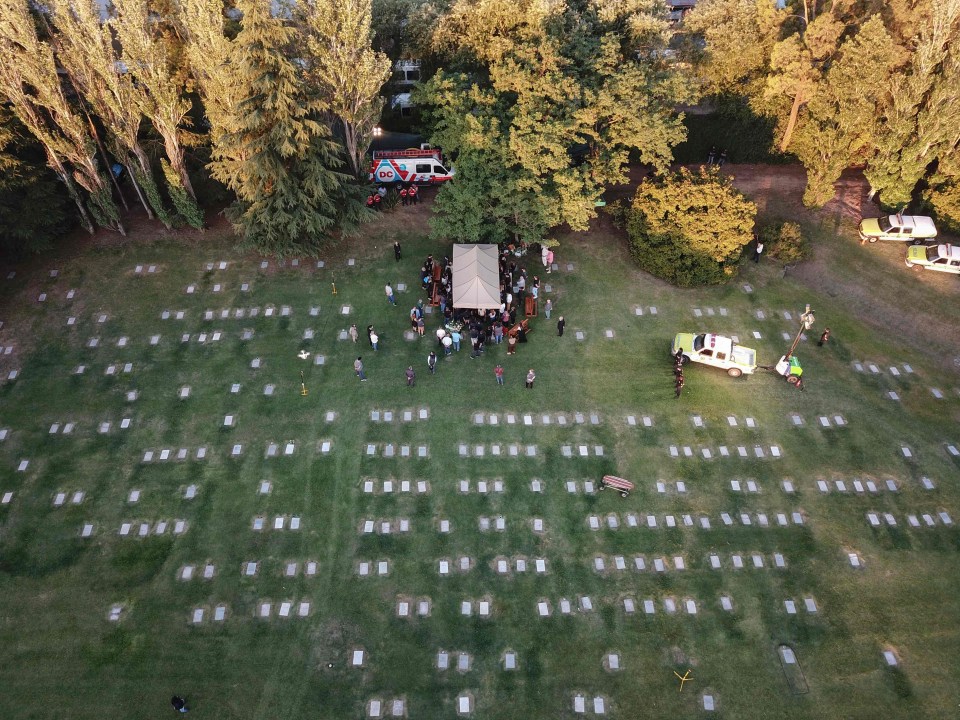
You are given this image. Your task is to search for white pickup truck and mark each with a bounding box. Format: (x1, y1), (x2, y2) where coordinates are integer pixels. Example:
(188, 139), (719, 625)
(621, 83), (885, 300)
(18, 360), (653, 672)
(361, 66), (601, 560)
(858, 214), (937, 243)
(672, 333), (757, 377)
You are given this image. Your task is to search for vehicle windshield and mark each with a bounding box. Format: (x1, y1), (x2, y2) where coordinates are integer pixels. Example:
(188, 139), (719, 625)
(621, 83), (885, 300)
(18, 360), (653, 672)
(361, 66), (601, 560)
(879, 217), (895, 232)
(925, 246), (938, 262)
(693, 334), (705, 351)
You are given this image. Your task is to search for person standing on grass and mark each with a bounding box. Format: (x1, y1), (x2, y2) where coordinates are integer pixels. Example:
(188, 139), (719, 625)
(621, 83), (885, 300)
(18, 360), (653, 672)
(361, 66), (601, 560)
(409, 184), (418, 205)
(427, 351), (437, 374)
(544, 298), (552, 319)
(367, 325), (375, 346)
(675, 372), (684, 398)
(400, 185), (409, 206)
(171, 696), (188, 713)
(442, 334), (453, 356)
(394, 241), (402, 262)
(525, 368), (536, 389)
(349, 324), (359, 343)
(753, 237), (764, 263)
(417, 316), (425, 337)
(452, 329), (462, 352)
(495, 364), (504, 385)
(557, 316), (565, 336)
(385, 283), (396, 306)
(355, 357), (366, 381)
(405, 366), (416, 386)
(718, 149), (727, 167)
(507, 332), (517, 355)
(707, 146), (717, 165)
(370, 330), (379, 351)
(818, 328), (831, 347)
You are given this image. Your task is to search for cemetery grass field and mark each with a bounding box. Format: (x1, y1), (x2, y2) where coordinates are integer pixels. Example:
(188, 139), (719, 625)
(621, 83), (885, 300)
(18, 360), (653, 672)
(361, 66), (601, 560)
(0, 208), (959, 720)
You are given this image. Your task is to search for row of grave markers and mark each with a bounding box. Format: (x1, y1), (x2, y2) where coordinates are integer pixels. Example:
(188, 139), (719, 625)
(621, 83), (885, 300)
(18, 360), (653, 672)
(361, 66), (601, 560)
(669, 444), (782, 459)
(866, 511), (952, 528)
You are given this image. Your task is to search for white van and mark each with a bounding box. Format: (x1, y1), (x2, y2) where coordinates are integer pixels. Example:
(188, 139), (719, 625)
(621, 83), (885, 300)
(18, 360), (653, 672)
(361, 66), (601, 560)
(368, 147), (454, 185)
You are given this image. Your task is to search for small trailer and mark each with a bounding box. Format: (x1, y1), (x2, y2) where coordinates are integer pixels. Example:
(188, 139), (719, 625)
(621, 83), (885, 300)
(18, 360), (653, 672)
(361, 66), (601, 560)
(600, 475), (635, 498)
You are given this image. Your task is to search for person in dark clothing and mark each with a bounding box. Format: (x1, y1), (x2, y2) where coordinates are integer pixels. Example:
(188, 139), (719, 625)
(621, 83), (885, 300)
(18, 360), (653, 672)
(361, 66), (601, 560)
(405, 366), (416, 386)
(675, 372), (684, 398)
(171, 696), (188, 713)
(818, 328), (831, 347)
(557, 316), (565, 336)
(427, 352), (437, 374)
(717, 149), (727, 167)
(394, 241), (402, 261)
(707, 146), (717, 165)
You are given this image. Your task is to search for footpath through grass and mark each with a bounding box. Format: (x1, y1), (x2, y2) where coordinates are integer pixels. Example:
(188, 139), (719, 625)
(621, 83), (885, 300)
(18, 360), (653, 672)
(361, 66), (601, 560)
(0, 214), (958, 720)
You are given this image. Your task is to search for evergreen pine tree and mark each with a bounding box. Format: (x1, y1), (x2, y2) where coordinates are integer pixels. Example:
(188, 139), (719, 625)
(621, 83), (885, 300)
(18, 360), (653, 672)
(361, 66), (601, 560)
(210, 0), (365, 256)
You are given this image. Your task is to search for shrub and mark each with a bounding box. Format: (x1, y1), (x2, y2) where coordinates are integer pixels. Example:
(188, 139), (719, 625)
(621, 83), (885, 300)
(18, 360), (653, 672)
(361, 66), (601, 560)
(626, 167), (757, 287)
(761, 221), (810, 264)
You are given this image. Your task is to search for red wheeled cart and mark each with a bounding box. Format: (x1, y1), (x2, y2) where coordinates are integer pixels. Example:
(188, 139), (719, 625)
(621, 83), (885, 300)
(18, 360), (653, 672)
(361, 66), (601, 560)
(600, 475), (635, 498)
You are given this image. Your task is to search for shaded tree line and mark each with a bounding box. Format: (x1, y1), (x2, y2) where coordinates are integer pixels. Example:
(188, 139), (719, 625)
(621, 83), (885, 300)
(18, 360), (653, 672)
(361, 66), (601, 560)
(684, 0), (960, 218)
(0, 0), (389, 256)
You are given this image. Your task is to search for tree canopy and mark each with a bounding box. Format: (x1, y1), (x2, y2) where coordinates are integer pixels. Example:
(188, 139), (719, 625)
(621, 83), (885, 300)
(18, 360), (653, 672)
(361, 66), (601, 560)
(685, 0), (960, 215)
(417, 0), (694, 244)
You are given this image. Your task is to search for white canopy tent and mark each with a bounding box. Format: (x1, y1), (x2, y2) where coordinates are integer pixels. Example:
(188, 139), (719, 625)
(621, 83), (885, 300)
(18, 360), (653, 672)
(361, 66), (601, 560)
(451, 244), (501, 310)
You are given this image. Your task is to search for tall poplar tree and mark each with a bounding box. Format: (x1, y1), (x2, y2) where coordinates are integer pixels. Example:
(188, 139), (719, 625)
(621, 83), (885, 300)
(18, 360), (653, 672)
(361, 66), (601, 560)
(176, 0), (242, 158)
(0, 0), (124, 233)
(209, 0), (365, 255)
(299, 0), (391, 178)
(864, 0), (960, 208)
(790, 16), (906, 206)
(50, 0), (173, 227)
(112, 0), (204, 228)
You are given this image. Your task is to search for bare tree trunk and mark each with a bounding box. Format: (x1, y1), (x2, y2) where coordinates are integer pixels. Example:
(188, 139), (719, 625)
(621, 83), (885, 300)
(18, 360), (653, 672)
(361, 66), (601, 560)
(343, 120), (361, 178)
(162, 135), (197, 200)
(89, 118), (128, 210)
(45, 150), (95, 233)
(779, 94), (803, 153)
(125, 160), (154, 219)
(62, 170), (96, 234)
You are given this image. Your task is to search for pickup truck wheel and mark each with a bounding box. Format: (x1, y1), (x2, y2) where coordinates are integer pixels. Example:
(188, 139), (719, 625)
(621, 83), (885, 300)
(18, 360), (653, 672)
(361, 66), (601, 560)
(786, 375), (800, 386)
(679, 355), (690, 366)
(727, 367), (743, 378)
(868, 237), (878, 243)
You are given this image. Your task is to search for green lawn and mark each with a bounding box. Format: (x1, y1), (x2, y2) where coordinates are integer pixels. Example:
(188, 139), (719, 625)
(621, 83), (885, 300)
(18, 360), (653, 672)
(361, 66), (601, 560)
(0, 210), (958, 720)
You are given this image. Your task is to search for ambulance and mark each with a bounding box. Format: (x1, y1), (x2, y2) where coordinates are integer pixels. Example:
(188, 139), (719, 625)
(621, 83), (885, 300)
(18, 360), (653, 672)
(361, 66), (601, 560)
(368, 147), (454, 185)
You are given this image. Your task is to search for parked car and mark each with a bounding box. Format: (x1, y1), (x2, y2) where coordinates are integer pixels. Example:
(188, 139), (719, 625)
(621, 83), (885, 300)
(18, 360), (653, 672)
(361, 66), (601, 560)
(672, 333), (757, 377)
(858, 214), (937, 243)
(905, 244), (960, 274)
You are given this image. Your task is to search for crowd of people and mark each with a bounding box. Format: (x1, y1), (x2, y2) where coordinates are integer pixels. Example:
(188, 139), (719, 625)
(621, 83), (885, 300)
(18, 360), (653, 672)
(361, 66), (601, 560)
(350, 242), (562, 387)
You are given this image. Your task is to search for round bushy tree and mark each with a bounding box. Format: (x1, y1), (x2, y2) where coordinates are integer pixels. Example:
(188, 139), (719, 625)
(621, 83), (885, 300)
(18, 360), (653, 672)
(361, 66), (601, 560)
(627, 167), (757, 287)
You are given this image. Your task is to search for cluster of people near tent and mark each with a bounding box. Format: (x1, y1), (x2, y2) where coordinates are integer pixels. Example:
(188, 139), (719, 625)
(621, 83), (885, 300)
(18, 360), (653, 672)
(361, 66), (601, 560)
(411, 247), (552, 359)
(351, 241), (563, 384)
(419, 247), (549, 327)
